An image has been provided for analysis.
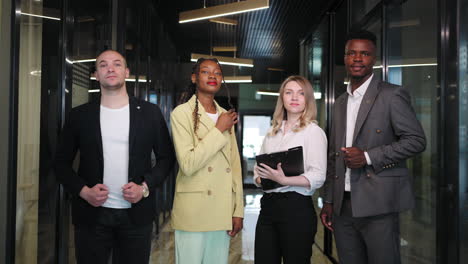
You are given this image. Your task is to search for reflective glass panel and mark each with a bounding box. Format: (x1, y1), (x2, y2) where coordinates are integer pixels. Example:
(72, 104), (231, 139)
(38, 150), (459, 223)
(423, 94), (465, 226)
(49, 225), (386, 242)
(387, 0), (438, 263)
(351, 0), (380, 24)
(307, 16), (329, 255)
(307, 17), (328, 129)
(460, 0), (468, 262)
(15, 0), (62, 263)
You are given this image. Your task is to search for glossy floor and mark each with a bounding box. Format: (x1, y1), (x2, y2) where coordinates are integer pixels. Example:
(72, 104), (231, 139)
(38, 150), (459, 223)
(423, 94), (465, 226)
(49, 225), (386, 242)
(149, 189), (333, 264)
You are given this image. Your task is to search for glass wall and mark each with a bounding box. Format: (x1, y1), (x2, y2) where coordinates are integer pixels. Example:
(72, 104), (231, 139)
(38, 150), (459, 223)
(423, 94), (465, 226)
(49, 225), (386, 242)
(351, 0), (380, 24)
(386, 0), (438, 263)
(307, 17), (328, 129)
(459, 0), (468, 262)
(332, 1), (348, 101)
(69, 0), (112, 107)
(305, 15), (331, 259)
(15, 0), (63, 263)
(363, 14), (383, 79)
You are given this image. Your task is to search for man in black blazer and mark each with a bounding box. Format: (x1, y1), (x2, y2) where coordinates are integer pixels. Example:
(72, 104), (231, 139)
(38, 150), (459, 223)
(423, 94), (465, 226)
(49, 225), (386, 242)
(320, 31), (426, 264)
(55, 50), (175, 264)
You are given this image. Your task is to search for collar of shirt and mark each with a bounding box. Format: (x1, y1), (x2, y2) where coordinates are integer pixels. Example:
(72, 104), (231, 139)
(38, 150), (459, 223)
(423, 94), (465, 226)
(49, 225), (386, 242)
(278, 120), (300, 133)
(346, 74), (374, 98)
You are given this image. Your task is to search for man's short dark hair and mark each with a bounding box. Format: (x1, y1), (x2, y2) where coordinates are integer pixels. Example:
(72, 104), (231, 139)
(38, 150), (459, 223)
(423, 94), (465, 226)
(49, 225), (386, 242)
(345, 30), (377, 47)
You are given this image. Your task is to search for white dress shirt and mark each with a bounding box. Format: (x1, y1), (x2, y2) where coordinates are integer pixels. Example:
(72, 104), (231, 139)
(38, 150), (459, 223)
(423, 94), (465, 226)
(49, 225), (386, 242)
(345, 74), (373, 191)
(100, 104), (131, 209)
(253, 121), (327, 196)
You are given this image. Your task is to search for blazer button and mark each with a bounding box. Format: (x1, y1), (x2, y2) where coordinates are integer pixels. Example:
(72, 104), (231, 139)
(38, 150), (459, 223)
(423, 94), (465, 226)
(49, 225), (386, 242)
(366, 173), (371, 177)
(207, 190), (212, 195)
(335, 152), (339, 156)
(226, 168), (231, 173)
(335, 175), (338, 179)
(208, 166), (213, 172)
(376, 129), (382, 133)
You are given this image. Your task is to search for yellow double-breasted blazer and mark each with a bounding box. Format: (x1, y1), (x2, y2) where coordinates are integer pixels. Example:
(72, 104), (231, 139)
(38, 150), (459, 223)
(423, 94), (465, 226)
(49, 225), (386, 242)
(170, 95), (244, 232)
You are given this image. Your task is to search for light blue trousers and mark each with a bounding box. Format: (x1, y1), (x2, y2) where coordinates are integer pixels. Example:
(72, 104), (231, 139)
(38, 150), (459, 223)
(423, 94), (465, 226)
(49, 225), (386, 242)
(175, 230), (230, 264)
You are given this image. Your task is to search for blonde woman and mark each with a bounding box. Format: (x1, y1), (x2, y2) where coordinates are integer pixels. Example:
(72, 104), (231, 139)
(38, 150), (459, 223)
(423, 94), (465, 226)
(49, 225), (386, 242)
(253, 76), (327, 264)
(170, 58), (244, 264)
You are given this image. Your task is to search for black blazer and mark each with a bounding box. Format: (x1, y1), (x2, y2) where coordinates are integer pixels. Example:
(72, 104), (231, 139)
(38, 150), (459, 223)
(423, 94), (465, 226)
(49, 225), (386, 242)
(55, 96), (175, 225)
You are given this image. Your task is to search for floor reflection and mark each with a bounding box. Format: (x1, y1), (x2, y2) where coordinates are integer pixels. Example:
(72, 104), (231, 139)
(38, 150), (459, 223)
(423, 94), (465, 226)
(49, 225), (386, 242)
(149, 188), (332, 264)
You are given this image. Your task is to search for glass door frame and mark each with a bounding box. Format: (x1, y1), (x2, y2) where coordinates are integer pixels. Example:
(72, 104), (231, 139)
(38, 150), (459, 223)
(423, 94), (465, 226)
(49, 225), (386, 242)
(438, 0), (459, 263)
(1, 0), (19, 263)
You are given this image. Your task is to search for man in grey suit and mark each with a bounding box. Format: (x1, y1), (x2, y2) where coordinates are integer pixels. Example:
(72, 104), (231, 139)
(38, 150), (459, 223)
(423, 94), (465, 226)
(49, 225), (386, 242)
(320, 30), (426, 264)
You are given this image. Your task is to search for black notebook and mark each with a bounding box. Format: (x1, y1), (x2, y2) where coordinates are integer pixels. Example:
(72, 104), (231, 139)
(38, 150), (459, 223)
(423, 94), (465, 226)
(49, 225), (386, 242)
(255, 146), (304, 191)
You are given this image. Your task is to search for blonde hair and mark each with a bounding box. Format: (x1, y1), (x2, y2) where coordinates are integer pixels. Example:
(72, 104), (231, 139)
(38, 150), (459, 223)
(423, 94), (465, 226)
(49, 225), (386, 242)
(270, 75), (317, 136)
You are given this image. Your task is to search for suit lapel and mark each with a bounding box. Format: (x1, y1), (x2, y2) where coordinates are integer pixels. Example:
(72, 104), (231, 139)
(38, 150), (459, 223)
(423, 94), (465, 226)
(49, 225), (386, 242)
(129, 97), (141, 156)
(91, 99), (104, 161)
(335, 95), (348, 149)
(334, 95), (348, 178)
(352, 76), (380, 144)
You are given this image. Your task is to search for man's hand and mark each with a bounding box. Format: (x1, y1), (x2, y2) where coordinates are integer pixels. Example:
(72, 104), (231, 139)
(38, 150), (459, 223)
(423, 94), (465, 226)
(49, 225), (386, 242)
(341, 147), (367, 169)
(122, 182), (144, 203)
(320, 203), (334, 231)
(255, 163), (287, 185)
(215, 109), (238, 133)
(228, 217), (243, 237)
(80, 184), (109, 207)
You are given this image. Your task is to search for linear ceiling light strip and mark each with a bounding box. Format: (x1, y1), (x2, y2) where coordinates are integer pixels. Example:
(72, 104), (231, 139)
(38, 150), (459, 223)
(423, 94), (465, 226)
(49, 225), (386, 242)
(224, 76), (252, 83)
(179, 0), (269, 23)
(191, 53), (254, 67)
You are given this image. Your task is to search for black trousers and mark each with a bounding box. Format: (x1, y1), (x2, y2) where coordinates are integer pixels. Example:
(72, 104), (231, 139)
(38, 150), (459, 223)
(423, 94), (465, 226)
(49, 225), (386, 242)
(254, 192), (317, 264)
(333, 193), (401, 264)
(74, 207), (153, 264)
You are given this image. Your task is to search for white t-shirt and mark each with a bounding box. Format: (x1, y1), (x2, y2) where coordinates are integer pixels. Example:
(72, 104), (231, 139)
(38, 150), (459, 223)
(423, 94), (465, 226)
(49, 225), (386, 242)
(206, 111), (219, 123)
(100, 104), (131, 209)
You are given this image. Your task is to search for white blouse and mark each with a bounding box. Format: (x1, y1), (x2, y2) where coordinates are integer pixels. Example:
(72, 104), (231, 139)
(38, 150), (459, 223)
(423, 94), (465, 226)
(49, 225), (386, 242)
(253, 121), (327, 196)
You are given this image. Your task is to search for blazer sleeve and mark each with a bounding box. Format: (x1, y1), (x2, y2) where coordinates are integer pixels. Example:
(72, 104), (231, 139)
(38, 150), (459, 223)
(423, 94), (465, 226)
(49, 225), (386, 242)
(54, 109), (86, 196)
(144, 106), (176, 191)
(366, 86), (427, 173)
(170, 108), (229, 176)
(230, 129), (244, 218)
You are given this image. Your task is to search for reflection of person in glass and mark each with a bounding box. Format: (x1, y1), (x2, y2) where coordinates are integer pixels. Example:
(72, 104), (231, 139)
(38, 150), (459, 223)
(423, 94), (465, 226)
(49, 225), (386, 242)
(320, 30), (427, 264)
(55, 50), (175, 263)
(170, 58), (244, 264)
(253, 76), (327, 264)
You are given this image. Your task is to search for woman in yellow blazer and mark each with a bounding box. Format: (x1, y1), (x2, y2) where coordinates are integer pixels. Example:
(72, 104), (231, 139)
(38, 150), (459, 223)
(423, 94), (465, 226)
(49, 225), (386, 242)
(170, 58), (244, 264)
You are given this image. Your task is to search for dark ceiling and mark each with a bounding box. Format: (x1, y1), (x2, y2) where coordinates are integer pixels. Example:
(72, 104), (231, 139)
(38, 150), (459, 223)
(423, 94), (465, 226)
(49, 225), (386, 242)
(156, 0), (332, 83)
